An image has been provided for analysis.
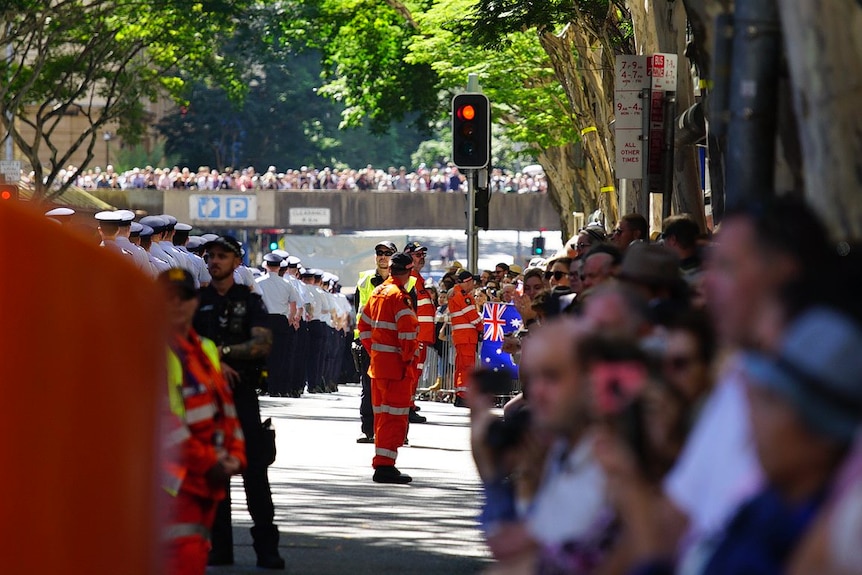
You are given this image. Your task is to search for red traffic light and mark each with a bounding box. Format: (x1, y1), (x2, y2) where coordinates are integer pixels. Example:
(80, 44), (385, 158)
(0, 185), (18, 201)
(457, 105), (476, 121)
(451, 93), (491, 170)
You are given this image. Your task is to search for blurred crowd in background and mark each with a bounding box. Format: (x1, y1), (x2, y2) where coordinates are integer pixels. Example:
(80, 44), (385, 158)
(464, 197), (862, 575)
(30, 163), (547, 194)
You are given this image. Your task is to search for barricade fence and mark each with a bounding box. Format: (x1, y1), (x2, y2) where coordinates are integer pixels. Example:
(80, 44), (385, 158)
(417, 324), (520, 403)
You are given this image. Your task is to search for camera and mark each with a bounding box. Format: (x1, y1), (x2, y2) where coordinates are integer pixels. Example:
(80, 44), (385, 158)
(485, 407), (531, 454)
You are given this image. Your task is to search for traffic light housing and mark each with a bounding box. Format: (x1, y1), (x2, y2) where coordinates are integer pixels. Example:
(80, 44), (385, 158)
(0, 184), (18, 201)
(531, 236), (545, 255)
(452, 93), (491, 169)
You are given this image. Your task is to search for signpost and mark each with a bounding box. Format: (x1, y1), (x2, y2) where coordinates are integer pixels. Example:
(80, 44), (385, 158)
(288, 207), (331, 226)
(614, 56), (649, 180)
(614, 54), (678, 217)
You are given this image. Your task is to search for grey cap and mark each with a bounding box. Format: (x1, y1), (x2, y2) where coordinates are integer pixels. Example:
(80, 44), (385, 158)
(174, 223), (193, 232)
(130, 222), (144, 236)
(139, 215), (167, 234)
(272, 249), (290, 259)
(200, 233), (219, 242)
(139, 224), (155, 238)
(741, 307), (862, 442)
(186, 236), (204, 250)
(263, 253), (284, 266)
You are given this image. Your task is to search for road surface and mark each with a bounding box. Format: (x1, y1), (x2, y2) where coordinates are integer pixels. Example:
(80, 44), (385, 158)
(215, 383), (493, 574)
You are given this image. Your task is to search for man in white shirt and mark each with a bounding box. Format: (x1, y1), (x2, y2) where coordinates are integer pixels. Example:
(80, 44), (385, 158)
(301, 268), (331, 394)
(256, 253), (302, 397)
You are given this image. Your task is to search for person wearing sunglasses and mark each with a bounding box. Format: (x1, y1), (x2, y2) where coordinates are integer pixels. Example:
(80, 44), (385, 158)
(354, 240), (398, 444)
(610, 213), (649, 253)
(575, 223), (608, 257)
(544, 257), (572, 289)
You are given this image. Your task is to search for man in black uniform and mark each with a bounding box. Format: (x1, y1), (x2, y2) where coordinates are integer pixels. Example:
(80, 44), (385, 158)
(193, 236), (284, 570)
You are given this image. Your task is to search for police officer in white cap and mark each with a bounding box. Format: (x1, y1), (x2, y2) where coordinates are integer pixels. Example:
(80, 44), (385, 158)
(138, 223), (171, 274)
(173, 223), (210, 287)
(255, 253), (302, 397)
(140, 215), (175, 266)
(94, 211), (129, 256)
(113, 210), (153, 276)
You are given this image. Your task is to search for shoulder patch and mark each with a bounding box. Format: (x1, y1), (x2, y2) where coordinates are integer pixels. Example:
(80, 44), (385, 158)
(465, 297), (472, 305)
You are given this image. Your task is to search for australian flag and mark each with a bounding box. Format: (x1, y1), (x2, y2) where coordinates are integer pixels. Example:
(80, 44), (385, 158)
(481, 302), (522, 379)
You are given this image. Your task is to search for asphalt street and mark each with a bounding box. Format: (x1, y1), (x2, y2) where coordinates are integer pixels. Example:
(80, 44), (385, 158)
(212, 383), (493, 574)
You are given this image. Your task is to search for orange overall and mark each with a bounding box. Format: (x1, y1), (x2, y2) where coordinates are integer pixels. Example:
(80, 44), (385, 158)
(447, 286), (483, 397)
(163, 332), (246, 575)
(407, 271), (436, 396)
(357, 276), (419, 467)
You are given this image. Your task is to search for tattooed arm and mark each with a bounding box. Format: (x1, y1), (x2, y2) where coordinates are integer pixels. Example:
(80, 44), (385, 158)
(221, 326), (273, 360)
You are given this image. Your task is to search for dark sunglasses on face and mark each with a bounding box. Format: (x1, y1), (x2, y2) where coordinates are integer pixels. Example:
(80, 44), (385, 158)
(375, 250), (394, 257)
(544, 270), (566, 280)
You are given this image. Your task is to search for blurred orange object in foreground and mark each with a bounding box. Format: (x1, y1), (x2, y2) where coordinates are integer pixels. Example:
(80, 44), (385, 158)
(0, 200), (167, 574)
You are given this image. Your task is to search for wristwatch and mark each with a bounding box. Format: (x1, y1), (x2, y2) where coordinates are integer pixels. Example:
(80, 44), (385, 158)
(221, 345), (232, 357)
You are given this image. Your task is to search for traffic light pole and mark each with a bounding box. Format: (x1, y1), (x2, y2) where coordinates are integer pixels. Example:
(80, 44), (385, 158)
(466, 168), (478, 273)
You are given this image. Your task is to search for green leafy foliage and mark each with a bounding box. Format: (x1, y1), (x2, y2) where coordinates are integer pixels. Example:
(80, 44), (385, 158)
(0, 0), (265, 197)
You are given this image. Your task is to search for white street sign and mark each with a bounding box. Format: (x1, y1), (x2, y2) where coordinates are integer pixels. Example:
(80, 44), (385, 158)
(289, 207), (331, 226)
(648, 53), (679, 92)
(616, 131), (645, 179)
(614, 55), (649, 180)
(0, 160), (21, 182)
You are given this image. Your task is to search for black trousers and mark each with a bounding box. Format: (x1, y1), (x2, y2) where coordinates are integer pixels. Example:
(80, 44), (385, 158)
(305, 320), (326, 392)
(210, 377), (280, 560)
(288, 320), (308, 394)
(359, 351), (374, 437)
(266, 314), (291, 395)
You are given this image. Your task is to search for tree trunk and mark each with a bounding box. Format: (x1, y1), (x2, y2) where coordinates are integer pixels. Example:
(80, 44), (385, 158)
(776, 0), (862, 238)
(538, 24), (619, 233)
(539, 144), (589, 242)
(625, 0), (707, 233)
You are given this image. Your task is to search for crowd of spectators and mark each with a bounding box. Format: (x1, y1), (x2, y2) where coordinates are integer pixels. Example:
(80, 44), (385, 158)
(49, 163), (548, 194)
(459, 200), (862, 575)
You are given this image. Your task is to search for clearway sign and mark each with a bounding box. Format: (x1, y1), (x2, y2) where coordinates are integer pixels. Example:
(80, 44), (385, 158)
(189, 195), (257, 221)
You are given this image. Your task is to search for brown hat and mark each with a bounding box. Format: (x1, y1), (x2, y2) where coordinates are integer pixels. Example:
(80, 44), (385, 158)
(617, 243), (681, 286)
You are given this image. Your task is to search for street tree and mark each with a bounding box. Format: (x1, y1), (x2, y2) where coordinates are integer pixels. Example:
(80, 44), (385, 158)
(0, 0), (259, 200)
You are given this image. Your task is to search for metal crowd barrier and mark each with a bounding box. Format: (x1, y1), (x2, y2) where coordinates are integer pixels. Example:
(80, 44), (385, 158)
(417, 324), (521, 403)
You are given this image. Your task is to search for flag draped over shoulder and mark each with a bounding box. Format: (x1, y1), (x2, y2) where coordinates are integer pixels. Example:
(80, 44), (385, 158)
(480, 302), (522, 379)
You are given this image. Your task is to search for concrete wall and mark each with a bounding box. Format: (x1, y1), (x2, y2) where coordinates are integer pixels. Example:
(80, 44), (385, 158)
(105, 188), (561, 231)
(276, 190), (560, 231)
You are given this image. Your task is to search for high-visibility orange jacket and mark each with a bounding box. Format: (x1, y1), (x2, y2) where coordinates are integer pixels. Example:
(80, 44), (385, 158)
(357, 275), (419, 380)
(407, 271), (436, 344)
(164, 331), (246, 501)
(448, 286), (483, 345)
